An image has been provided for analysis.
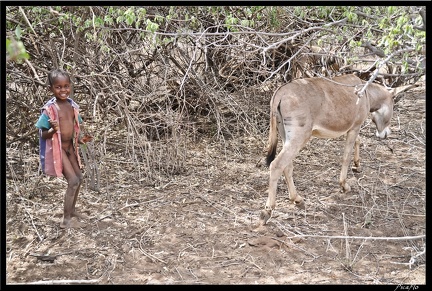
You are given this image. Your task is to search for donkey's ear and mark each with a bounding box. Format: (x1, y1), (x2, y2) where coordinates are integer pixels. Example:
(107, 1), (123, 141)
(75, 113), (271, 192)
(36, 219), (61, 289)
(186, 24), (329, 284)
(389, 84), (418, 97)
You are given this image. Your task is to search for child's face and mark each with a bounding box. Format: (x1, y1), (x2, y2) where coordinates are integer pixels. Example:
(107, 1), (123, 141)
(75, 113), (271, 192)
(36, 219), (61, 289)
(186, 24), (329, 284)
(50, 76), (71, 101)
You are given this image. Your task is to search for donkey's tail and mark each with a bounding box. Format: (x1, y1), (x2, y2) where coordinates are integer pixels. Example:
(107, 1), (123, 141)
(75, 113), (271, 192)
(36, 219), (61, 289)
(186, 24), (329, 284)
(266, 98), (279, 167)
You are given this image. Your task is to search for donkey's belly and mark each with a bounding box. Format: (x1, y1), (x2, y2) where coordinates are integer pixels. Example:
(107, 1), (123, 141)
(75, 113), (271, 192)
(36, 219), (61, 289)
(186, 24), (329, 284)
(312, 126), (347, 139)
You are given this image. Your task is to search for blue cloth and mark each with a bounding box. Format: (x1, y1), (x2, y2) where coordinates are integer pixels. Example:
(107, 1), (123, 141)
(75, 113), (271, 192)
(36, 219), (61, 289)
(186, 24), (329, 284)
(35, 113), (51, 129)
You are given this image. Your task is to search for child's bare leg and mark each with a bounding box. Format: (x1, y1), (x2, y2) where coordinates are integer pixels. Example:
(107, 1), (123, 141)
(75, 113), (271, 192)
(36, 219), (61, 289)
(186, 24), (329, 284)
(60, 177), (81, 228)
(60, 181), (80, 228)
(60, 148), (85, 228)
(71, 175), (87, 219)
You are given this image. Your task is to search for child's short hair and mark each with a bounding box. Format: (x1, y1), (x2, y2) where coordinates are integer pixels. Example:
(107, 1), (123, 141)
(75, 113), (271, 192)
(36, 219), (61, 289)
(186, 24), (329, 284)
(47, 69), (71, 87)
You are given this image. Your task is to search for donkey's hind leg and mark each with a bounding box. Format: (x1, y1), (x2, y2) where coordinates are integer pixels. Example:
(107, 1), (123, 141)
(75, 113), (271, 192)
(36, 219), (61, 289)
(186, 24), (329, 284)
(261, 138), (307, 224)
(282, 164), (305, 209)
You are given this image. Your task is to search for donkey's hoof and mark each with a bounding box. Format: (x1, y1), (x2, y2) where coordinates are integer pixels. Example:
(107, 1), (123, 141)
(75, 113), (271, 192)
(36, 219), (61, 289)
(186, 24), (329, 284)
(294, 200), (305, 209)
(260, 209), (272, 225)
(340, 183), (351, 193)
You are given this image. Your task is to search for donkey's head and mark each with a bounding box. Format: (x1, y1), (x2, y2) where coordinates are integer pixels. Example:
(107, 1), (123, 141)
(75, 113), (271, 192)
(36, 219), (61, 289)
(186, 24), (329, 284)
(371, 98), (393, 139)
(369, 83), (416, 139)
(367, 84), (394, 139)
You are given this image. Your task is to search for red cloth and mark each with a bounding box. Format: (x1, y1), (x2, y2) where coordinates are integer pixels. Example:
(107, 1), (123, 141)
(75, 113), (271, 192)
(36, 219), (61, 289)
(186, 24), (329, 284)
(37, 99), (82, 177)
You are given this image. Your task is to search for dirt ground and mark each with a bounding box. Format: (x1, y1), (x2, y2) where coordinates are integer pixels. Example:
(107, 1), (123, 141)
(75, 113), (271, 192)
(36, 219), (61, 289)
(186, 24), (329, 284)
(5, 87), (426, 285)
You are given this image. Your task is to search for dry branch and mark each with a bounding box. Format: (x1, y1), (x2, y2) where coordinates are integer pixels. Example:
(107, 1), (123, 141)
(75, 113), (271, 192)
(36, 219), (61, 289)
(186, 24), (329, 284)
(284, 234), (425, 241)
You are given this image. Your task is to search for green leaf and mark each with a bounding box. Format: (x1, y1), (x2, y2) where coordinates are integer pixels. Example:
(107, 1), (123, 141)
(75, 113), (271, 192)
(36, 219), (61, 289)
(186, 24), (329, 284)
(155, 15), (164, 23)
(84, 19), (92, 28)
(95, 17), (104, 27)
(104, 15), (113, 25)
(349, 40), (358, 48)
(125, 8), (136, 26)
(146, 19), (159, 32)
(240, 19), (249, 27)
(6, 37), (29, 63)
(15, 26), (22, 40)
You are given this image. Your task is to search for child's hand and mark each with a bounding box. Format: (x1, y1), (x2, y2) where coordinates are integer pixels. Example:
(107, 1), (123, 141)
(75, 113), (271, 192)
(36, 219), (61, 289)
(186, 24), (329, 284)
(80, 134), (93, 144)
(48, 119), (59, 131)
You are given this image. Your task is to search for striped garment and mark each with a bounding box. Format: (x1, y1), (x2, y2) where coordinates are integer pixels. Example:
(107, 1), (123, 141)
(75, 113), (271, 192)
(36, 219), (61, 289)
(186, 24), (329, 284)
(35, 97), (83, 177)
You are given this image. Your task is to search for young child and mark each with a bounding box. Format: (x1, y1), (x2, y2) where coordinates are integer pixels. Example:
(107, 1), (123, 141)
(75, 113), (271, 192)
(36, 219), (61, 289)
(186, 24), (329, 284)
(35, 69), (92, 229)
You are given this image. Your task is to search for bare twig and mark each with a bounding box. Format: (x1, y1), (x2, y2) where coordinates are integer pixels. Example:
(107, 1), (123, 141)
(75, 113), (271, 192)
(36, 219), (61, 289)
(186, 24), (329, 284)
(356, 47), (416, 98)
(25, 210), (43, 242)
(285, 234), (425, 241)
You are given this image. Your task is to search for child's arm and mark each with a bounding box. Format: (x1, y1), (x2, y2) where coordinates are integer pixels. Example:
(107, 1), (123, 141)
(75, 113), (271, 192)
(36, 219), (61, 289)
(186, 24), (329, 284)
(41, 119), (59, 139)
(36, 113), (59, 140)
(40, 127), (57, 140)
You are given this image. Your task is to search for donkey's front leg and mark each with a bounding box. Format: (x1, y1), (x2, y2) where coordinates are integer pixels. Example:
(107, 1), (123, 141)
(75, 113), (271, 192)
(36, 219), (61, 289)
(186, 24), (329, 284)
(352, 135), (362, 173)
(339, 130), (360, 192)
